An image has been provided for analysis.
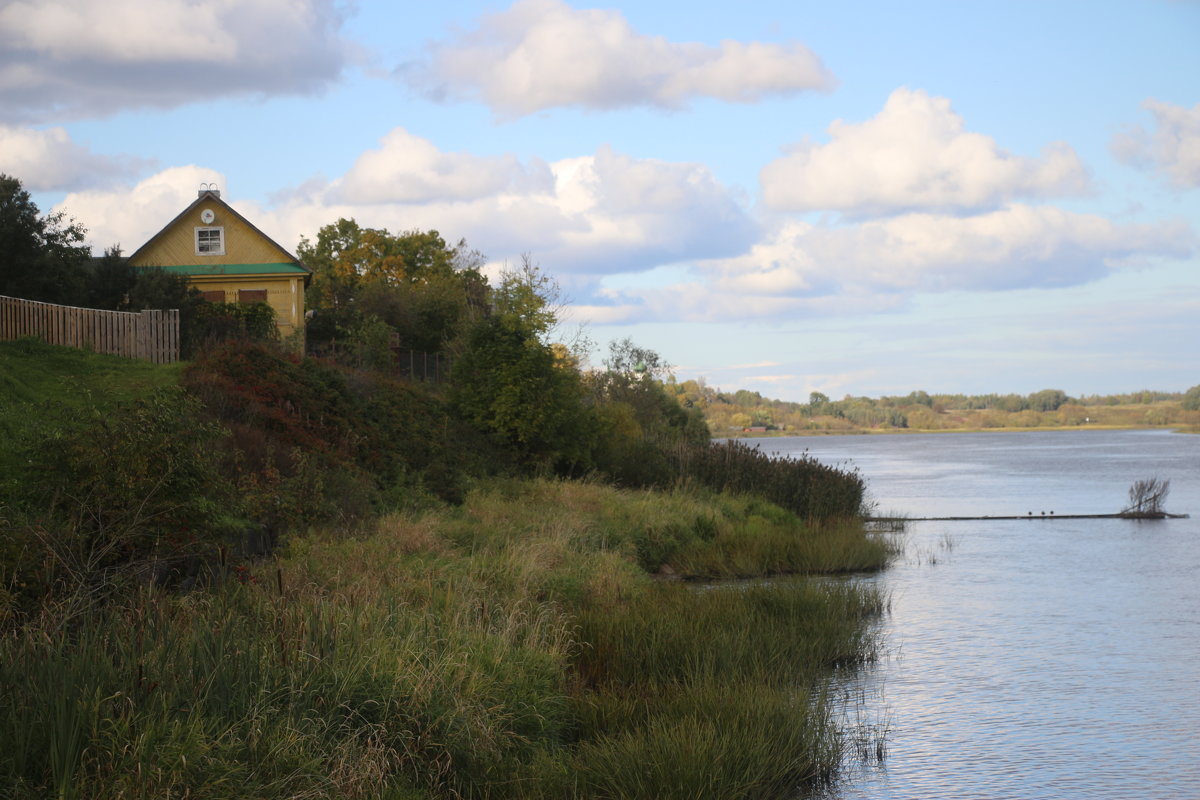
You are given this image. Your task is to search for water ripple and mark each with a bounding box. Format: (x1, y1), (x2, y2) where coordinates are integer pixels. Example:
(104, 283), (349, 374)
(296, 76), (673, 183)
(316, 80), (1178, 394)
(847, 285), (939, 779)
(795, 431), (1200, 800)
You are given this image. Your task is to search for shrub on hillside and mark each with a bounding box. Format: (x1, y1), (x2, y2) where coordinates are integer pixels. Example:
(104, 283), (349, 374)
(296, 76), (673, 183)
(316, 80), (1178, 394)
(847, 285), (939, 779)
(184, 341), (358, 456)
(2, 390), (244, 614)
(451, 316), (600, 475)
(190, 301), (279, 352)
(184, 341), (502, 511)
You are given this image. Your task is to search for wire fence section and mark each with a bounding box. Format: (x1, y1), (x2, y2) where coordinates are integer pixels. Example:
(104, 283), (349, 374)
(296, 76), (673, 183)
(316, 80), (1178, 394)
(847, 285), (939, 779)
(307, 340), (452, 382)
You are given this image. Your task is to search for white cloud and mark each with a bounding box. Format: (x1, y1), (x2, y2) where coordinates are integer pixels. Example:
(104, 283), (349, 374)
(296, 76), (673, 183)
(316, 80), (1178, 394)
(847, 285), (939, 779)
(336, 128), (555, 204)
(0, 0), (351, 122)
(761, 88), (1091, 216)
(0, 125), (149, 190)
(574, 279), (902, 326)
(258, 138), (757, 278)
(710, 206), (1193, 298)
(54, 137), (757, 278)
(1111, 99), (1200, 188)
(402, 0), (834, 116)
(572, 205), (1194, 326)
(53, 127), (1190, 335)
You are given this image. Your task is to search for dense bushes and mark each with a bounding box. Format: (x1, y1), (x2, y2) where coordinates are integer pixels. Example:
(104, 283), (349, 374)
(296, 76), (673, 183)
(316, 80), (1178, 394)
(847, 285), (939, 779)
(0, 336), (864, 612)
(0, 336), (891, 798)
(672, 439), (866, 519)
(1, 390), (242, 617)
(0, 342), (494, 620)
(588, 436), (865, 520)
(451, 316), (599, 475)
(185, 341), (507, 508)
(0, 329), (866, 628)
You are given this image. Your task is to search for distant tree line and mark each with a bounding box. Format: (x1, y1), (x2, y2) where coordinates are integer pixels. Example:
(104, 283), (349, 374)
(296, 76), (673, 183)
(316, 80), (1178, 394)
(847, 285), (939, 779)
(667, 377), (1200, 433)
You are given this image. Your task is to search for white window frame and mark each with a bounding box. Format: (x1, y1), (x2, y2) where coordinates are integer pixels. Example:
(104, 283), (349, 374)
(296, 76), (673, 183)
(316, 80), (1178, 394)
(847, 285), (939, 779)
(195, 226), (225, 256)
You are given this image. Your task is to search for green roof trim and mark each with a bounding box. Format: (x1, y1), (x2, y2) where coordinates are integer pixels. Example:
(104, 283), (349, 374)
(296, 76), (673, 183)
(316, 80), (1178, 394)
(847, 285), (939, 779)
(138, 262), (309, 276)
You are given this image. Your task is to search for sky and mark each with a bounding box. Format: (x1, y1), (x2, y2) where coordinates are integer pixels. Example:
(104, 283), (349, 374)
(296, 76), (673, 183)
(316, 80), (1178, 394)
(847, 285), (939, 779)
(3, 0), (1198, 401)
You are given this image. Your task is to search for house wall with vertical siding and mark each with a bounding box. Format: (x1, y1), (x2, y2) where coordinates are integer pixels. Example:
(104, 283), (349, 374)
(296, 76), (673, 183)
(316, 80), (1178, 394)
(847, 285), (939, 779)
(129, 196), (308, 338)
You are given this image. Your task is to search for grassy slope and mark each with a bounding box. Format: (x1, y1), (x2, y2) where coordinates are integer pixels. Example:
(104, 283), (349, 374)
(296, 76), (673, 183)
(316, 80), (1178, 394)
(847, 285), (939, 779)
(2, 480), (892, 799)
(0, 341), (894, 798)
(0, 339), (184, 472)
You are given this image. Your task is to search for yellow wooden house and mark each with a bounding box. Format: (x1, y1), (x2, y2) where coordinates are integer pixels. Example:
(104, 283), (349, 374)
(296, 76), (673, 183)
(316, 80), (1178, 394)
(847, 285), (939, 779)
(128, 186), (310, 340)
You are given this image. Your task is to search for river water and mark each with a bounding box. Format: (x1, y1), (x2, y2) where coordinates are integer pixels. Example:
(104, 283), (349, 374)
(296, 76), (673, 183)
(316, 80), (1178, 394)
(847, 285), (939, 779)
(761, 430), (1200, 800)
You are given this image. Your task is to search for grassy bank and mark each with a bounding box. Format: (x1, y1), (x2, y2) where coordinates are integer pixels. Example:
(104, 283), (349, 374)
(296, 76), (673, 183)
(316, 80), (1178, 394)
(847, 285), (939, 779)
(0, 338), (184, 474)
(0, 340), (891, 797)
(1, 479), (892, 799)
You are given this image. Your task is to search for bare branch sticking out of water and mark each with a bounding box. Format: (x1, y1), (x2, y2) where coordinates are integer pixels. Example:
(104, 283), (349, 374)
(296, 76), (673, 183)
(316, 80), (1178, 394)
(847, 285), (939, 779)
(1123, 477), (1170, 516)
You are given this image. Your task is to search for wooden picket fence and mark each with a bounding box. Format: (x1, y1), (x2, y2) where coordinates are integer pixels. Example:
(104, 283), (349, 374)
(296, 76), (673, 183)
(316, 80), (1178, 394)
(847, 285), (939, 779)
(0, 295), (180, 364)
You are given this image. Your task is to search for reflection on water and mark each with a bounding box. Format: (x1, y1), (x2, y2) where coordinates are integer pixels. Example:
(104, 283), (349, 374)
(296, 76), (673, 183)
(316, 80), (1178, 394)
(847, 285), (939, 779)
(764, 431), (1200, 800)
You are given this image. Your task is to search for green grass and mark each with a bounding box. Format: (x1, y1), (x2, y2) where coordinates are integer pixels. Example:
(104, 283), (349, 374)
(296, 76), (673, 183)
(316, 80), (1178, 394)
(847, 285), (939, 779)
(0, 341), (895, 798)
(0, 338), (183, 407)
(1, 479), (894, 798)
(0, 339), (183, 472)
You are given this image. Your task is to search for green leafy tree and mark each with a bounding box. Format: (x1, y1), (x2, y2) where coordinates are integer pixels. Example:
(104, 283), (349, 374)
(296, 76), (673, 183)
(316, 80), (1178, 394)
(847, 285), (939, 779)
(1182, 385), (1200, 411)
(299, 219), (477, 308)
(492, 254), (564, 342)
(298, 218), (486, 353)
(903, 390), (933, 407)
(297, 217), (367, 311)
(603, 337), (671, 381)
(590, 337), (708, 446)
(451, 315), (596, 472)
(0, 174), (91, 305)
(86, 246), (137, 310)
(807, 392), (833, 416)
(1028, 389), (1068, 412)
(451, 259), (599, 472)
(356, 272), (476, 353)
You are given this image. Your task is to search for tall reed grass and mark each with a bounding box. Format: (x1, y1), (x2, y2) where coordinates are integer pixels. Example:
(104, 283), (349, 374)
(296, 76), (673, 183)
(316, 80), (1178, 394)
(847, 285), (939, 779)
(671, 438), (867, 520)
(0, 479), (892, 799)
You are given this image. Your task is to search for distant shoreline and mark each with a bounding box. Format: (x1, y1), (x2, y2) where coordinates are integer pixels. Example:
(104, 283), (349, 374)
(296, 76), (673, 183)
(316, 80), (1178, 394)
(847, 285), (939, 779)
(723, 423), (1199, 438)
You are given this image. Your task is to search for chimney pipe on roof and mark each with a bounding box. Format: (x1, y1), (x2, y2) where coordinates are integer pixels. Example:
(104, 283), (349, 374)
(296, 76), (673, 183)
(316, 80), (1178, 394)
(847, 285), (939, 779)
(198, 183), (221, 198)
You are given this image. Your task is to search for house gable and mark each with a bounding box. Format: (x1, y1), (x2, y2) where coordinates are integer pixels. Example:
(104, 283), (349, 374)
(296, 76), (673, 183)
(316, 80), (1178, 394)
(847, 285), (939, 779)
(127, 190), (308, 277)
(127, 188), (311, 340)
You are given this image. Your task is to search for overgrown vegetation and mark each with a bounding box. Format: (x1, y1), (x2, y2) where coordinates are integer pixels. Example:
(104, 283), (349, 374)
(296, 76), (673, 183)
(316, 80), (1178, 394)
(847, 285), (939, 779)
(0, 181), (891, 796)
(0, 478), (890, 799)
(0, 338), (185, 476)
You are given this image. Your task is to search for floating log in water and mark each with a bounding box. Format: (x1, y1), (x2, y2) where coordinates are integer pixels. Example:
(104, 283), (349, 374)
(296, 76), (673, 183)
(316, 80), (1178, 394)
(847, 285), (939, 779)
(866, 479), (1189, 523)
(866, 512), (1189, 522)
